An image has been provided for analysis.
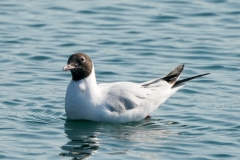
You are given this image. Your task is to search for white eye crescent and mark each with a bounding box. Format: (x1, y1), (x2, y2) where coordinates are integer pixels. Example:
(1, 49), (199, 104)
(80, 56), (86, 62)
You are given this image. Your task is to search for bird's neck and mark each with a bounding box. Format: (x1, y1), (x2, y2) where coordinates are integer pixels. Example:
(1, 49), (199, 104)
(71, 65), (101, 98)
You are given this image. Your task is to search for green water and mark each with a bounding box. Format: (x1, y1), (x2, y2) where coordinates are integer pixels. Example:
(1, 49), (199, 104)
(0, 0), (240, 159)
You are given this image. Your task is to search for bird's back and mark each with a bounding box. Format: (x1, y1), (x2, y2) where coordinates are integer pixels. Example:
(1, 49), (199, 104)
(98, 79), (181, 123)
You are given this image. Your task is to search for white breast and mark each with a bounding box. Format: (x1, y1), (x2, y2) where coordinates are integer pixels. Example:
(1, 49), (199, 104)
(65, 67), (103, 120)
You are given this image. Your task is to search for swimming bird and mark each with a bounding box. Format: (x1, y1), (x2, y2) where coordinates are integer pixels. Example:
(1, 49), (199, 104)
(63, 53), (209, 123)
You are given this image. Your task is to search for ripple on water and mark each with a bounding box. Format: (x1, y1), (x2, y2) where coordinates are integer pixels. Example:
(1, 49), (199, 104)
(60, 121), (101, 159)
(0, 0), (240, 159)
(27, 55), (52, 61)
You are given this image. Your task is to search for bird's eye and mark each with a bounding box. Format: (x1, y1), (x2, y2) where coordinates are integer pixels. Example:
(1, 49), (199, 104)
(80, 56), (86, 62)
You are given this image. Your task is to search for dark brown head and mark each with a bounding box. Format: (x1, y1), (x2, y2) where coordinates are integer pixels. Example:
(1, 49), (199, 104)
(63, 53), (93, 81)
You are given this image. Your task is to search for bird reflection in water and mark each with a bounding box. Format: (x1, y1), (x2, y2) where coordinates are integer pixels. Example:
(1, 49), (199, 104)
(60, 120), (102, 159)
(60, 118), (175, 159)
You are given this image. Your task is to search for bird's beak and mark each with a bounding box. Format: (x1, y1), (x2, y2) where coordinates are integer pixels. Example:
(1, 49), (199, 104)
(63, 64), (75, 71)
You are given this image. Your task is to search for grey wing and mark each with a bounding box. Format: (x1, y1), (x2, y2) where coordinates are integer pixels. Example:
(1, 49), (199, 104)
(97, 64), (207, 119)
(99, 82), (152, 113)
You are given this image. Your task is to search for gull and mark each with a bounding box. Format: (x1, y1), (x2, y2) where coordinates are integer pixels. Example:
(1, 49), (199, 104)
(63, 53), (209, 123)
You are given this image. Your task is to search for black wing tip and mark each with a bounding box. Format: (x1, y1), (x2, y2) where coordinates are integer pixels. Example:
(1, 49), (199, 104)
(142, 64), (184, 87)
(202, 73), (210, 76)
(173, 72), (210, 87)
(162, 64), (185, 84)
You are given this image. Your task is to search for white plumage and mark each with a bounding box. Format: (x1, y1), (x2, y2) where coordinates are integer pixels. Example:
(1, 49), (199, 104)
(65, 65), (183, 123)
(63, 53), (209, 123)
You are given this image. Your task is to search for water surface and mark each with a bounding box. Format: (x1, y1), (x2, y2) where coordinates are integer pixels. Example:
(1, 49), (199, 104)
(0, 0), (240, 159)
